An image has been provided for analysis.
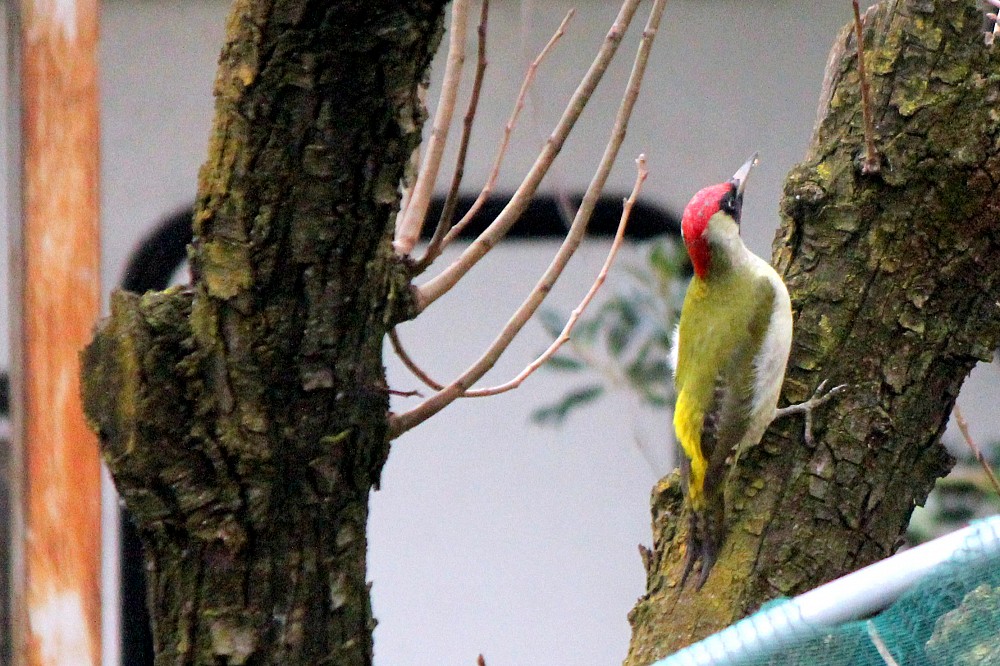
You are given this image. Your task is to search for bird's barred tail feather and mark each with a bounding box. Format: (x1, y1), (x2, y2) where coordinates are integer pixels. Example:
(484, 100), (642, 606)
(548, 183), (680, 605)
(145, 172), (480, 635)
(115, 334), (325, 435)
(679, 498), (726, 589)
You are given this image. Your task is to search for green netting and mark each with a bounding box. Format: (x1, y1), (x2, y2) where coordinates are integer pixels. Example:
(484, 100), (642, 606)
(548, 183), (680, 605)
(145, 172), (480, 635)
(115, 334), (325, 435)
(751, 552), (1000, 665)
(655, 517), (1000, 666)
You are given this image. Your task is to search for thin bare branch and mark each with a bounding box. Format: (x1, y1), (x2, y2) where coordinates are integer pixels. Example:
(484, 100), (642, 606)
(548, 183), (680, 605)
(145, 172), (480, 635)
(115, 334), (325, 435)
(389, 328), (445, 392)
(387, 388), (422, 398)
(936, 464), (1000, 494)
(852, 0), (880, 174)
(463, 155), (647, 398)
(437, 8), (575, 253)
(396, 156), (645, 396)
(394, 0), (471, 257)
(414, 0), (644, 313)
(394, 141), (423, 236)
(953, 404), (1000, 497)
(415, 0), (492, 275)
(396, 153), (644, 397)
(866, 621), (900, 666)
(390, 0), (668, 440)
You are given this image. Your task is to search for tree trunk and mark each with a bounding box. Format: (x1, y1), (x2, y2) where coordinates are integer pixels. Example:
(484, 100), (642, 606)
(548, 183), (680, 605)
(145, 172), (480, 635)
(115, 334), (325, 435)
(627, 0), (1000, 661)
(81, 1), (445, 663)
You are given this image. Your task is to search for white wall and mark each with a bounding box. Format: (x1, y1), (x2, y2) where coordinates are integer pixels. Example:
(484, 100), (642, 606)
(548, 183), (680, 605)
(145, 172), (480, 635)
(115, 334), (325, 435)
(4, 2), (998, 665)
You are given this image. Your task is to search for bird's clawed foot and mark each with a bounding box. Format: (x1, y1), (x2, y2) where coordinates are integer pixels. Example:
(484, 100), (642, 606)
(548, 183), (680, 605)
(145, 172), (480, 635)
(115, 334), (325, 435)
(773, 379), (848, 447)
(678, 509), (722, 591)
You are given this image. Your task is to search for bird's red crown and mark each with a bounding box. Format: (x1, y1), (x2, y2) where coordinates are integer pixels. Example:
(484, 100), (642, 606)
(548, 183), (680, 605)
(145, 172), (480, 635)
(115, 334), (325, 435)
(681, 182), (730, 279)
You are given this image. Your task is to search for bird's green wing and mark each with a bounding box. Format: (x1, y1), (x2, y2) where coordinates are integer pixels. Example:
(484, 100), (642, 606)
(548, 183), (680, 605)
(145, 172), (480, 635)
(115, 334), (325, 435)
(677, 271), (778, 588)
(695, 272), (777, 497)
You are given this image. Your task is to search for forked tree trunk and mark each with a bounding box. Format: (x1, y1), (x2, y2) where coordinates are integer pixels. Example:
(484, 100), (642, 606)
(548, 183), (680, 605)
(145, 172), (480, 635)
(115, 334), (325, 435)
(626, 1), (1000, 661)
(82, 1), (445, 663)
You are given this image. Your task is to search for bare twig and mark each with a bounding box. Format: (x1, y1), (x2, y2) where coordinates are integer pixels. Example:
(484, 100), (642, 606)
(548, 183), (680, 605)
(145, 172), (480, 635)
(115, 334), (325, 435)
(389, 328), (445, 392)
(462, 155), (647, 397)
(391, 157), (647, 398)
(414, 0), (644, 313)
(852, 0), (880, 174)
(437, 8), (575, 253)
(936, 464), (1000, 494)
(394, 0), (471, 257)
(387, 388), (423, 398)
(395, 141), (423, 233)
(415, 0), (492, 274)
(389, 155), (648, 398)
(390, 0), (668, 439)
(953, 405), (1000, 497)
(866, 621), (900, 666)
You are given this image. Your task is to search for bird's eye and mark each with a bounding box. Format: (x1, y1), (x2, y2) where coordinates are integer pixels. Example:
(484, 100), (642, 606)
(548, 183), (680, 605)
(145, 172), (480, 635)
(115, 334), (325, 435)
(720, 185), (743, 222)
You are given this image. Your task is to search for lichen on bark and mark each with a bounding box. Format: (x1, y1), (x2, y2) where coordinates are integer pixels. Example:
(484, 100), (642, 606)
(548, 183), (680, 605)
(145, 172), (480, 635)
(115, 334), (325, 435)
(626, 1), (1000, 661)
(81, 1), (447, 663)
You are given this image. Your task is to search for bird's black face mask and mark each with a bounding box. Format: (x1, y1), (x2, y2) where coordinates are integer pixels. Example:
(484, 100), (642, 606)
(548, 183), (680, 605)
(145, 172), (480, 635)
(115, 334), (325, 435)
(720, 182), (743, 224)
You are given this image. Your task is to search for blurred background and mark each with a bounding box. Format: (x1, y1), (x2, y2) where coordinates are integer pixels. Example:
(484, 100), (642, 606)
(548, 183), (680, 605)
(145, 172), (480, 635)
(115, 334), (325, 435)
(2, 1), (997, 664)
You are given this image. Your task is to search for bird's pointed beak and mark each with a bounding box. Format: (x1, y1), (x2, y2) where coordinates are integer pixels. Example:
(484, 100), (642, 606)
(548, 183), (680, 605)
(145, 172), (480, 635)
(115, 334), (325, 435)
(731, 153), (759, 197)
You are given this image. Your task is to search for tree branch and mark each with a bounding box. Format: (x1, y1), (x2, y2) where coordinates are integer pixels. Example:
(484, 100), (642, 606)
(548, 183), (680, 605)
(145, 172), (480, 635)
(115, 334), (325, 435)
(462, 155), (648, 398)
(953, 405), (1000, 498)
(435, 8), (575, 256)
(394, 0), (471, 256)
(389, 328), (445, 392)
(391, 0), (668, 439)
(415, 0), (492, 274)
(413, 0), (645, 313)
(394, 155), (647, 400)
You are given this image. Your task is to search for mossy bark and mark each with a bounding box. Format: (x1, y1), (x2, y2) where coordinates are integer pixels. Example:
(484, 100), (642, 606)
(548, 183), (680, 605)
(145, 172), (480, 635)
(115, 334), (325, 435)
(627, 1), (1000, 661)
(81, 1), (445, 663)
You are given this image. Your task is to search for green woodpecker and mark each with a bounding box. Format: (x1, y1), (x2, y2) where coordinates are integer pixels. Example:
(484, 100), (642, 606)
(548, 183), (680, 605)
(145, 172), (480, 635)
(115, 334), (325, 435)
(671, 155), (842, 589)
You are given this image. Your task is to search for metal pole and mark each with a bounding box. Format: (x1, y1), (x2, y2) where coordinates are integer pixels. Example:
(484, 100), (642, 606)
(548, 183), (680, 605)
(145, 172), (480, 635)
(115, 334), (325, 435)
(10, 0), (102, 662)
(654, 517), (1000, 666)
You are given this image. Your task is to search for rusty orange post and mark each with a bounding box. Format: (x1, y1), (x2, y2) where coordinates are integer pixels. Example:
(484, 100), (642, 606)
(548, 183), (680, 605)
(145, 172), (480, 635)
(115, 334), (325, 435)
(10, 0), (103, 663)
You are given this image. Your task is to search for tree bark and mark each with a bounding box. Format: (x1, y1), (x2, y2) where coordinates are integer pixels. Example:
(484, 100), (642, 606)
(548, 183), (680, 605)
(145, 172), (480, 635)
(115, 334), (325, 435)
(81, 1), (446, 663)
(627, 0), (1000, 661)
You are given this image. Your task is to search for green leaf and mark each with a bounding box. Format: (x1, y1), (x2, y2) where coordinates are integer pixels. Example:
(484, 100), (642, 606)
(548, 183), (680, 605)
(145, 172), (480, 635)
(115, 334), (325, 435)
(655, 327), (674, 350)
(607, 322), (635, 357)
(605, 297), (641, 357)
(624, 264), (655, 288)
(626, 355), (671, 387)
(649, 242), (671, 272)
(543, 354), (586, 372)
(532, 237), (688, 422)
(643, 393), (672, 408)
(531, 384), (605, 426)
(538, 309), (566, 339)
(574, 314), (605, 344)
